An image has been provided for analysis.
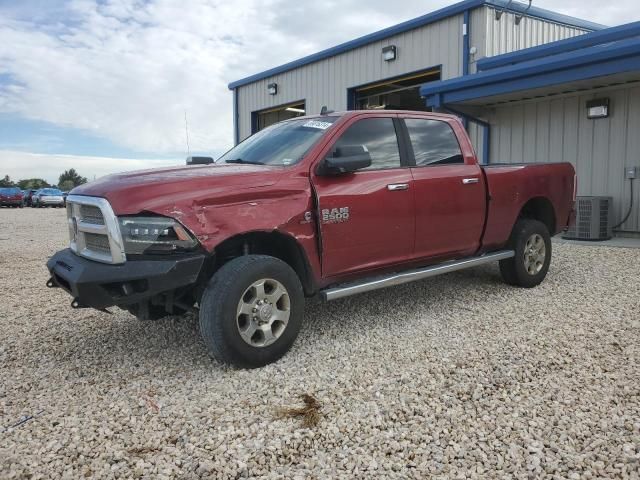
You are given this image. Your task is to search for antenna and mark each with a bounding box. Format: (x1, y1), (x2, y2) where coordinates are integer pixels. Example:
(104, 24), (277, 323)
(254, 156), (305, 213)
(514, 0), (532, 25)
(495, 0), (532, 24)
(184, 110), (191, 156)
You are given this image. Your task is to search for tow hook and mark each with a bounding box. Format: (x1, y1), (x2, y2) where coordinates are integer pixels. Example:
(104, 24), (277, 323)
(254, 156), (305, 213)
(71, 298), (112, 314)
(46, 277), (58, 288)
(70, 298), (87, 309)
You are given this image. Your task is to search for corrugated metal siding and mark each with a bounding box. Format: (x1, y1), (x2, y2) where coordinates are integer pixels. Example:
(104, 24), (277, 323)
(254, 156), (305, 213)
(469, 7), (488, 74)
(482, 7), (588, 59)
(488, 85), (640, 232)
(236, 14), (464, 140)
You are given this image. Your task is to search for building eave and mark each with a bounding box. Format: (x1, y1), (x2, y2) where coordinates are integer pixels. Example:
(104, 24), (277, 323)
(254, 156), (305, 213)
(421, 35), (640, 107)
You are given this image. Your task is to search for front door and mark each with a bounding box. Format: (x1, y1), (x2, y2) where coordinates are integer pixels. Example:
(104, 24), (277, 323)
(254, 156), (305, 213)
(311, 116), (414, 278)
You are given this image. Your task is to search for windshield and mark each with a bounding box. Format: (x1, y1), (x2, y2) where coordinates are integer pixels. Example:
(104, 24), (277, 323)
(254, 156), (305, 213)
(0, 187), (20, 195)
(41, 188), (62, 195)
(217, 117), (338, 167)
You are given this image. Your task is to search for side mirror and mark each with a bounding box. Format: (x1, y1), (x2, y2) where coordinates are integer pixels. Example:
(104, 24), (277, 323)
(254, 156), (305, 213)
(186, 156), (214, 165)
(319, 145), (372, 175)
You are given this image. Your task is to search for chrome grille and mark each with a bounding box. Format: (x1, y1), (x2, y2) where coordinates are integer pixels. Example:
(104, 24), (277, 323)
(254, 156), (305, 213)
(66, 195), (126, 264)
(80, 205), (105, 225)
(84, 233), (111, 255)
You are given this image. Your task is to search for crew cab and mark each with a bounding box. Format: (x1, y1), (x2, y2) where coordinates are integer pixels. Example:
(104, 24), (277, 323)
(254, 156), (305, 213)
(47, 111), (576, 367)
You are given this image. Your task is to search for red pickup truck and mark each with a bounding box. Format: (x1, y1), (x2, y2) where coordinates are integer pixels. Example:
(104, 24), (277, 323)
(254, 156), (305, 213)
(47, 111), (575, 367)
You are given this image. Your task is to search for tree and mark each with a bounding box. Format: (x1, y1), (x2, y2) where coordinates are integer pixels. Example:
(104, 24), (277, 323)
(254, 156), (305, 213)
(59, 180), (75, 192)
(58, 169), (87, 188)
(0, 175), (15, 187)
(17, 178), (50, 190)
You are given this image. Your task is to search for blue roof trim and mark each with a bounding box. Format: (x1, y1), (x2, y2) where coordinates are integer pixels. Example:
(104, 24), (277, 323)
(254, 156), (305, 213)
(228, 0), (604, 90)
(478, 21), (640, 71)
(421, 36), (640, 106)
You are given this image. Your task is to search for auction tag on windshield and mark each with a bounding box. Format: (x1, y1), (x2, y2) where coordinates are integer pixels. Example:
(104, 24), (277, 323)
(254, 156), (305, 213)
(302, 120), (332, 130)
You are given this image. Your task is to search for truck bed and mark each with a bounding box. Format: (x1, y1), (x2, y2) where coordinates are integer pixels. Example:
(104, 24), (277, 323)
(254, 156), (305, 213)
(481, 162), (575, 251)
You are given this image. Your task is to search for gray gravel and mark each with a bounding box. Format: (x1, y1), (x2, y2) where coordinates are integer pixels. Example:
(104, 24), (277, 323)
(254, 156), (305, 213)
(1, 207), (639, 479)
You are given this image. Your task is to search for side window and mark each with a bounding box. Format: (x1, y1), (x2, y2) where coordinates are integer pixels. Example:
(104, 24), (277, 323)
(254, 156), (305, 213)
(332, 118), (401, 170)
(405, 119), (464, 166)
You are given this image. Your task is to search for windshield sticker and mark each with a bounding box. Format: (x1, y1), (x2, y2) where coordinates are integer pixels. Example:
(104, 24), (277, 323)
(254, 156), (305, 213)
(282, 158), (294, 165)
(302, 120), (332, 130)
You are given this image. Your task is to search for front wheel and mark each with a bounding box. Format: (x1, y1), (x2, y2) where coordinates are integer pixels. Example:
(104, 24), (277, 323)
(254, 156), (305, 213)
(199, 255), (304, 368)
(499, 219), (551, 288)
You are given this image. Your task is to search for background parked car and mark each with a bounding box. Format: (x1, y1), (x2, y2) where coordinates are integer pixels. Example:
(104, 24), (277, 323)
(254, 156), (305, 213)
(0, 187), (24, 207)
(22, 189), (37, 206)
(32, 188), (65, 208)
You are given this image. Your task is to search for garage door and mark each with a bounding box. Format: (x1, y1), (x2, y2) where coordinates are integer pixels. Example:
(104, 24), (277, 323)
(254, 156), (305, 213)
(252, 101), (306, 133)
(350, 68), (440, 111)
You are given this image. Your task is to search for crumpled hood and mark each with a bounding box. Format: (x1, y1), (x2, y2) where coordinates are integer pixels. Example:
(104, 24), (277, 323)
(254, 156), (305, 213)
(71, 163), (285, 215)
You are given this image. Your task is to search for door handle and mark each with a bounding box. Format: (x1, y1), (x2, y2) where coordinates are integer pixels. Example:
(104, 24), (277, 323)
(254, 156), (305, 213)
(462, 178), (479, 185)
(387, 183), (409, 191)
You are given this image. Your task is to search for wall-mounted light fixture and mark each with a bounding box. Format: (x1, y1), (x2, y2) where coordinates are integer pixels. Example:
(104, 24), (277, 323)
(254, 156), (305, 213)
(382, 45), (397, 62)
(267, 83), (278, 95)
(587, 98), (610, 119)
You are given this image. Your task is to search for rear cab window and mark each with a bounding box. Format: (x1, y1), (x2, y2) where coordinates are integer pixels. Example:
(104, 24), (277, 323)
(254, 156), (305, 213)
(404, 118), (464, 166)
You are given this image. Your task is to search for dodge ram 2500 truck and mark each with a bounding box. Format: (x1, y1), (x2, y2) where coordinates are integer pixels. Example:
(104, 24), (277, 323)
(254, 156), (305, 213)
(47, 111), (576, 368)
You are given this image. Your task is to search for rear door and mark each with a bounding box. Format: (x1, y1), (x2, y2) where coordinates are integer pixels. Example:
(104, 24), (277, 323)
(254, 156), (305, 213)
(402, 117), (486, 260)
(311, 115), (415, 278)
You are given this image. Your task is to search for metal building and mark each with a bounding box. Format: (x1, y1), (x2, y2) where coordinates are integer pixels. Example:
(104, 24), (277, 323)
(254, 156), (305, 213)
(228, 0), (640, 235)
(229, 0), (599, 143)
(421, 22), (640, 233)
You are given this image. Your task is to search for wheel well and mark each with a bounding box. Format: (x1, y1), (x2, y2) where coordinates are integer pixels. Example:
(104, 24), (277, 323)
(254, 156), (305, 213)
(213, 231), (316, 296)
(519, 197), (556, 234)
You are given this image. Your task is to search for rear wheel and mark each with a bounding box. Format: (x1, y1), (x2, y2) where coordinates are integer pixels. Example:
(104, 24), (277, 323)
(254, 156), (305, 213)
(199, 255), (304, 368)
(499, 219), (551, 288)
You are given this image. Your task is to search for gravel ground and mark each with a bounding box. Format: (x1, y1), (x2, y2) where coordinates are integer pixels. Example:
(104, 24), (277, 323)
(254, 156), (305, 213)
(1, 207), (639, 479)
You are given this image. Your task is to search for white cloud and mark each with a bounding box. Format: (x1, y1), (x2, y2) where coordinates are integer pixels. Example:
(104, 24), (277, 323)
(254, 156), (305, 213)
(0, 150), (178, 185)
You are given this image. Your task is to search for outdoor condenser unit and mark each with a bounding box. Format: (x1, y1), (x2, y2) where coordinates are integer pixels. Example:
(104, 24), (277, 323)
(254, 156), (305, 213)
(563, 196), (613, 241)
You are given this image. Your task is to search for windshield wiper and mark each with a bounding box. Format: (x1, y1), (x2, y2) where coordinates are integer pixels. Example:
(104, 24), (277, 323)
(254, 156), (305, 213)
(224, 158), (265, 165)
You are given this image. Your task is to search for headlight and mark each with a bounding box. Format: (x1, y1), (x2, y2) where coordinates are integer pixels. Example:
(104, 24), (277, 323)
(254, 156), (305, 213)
(118, 216), (198, 255)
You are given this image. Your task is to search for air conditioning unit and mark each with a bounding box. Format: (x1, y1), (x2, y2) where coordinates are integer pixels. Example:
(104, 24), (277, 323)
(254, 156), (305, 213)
(563, 196), (613, 241)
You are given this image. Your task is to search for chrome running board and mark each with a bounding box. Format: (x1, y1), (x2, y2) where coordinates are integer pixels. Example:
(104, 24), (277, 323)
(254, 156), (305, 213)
(321, 250), (514, 301)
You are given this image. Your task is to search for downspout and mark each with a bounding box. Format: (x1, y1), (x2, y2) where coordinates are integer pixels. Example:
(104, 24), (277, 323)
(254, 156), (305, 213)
(482, 121), (491, 165)
(463, 10), (470, 77)
(233, 88), (239, 145)
(442, 105), (490, 165)
(460, 10), (471, 130)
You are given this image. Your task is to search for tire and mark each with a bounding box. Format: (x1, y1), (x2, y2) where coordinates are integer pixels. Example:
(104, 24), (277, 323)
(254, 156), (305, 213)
(199, 255), (304, 368)
(499, 219), (552, 288)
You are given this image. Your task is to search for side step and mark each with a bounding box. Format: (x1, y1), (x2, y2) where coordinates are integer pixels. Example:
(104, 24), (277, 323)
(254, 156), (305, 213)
(321, 250), (514, 301)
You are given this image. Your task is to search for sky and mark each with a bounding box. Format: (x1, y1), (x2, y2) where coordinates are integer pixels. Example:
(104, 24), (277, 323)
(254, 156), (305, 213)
(0, 0), (637, 185)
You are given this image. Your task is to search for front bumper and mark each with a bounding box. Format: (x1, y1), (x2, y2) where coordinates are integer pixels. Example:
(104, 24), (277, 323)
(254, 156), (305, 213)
(0, 199), (22, 206)
(47, 248), (205, 310)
